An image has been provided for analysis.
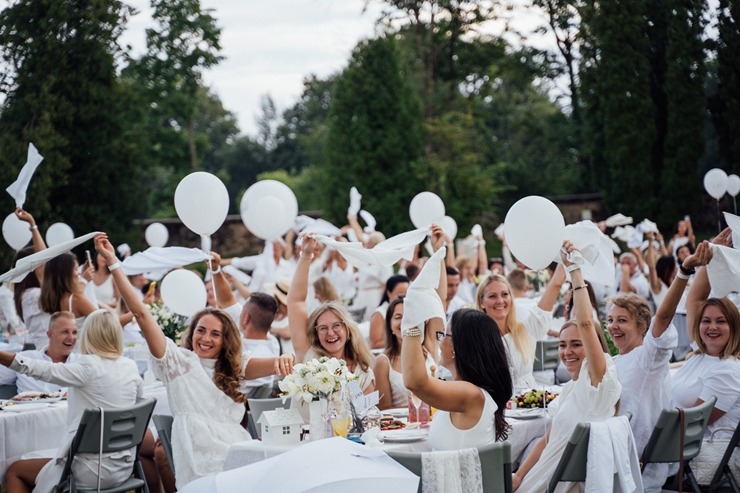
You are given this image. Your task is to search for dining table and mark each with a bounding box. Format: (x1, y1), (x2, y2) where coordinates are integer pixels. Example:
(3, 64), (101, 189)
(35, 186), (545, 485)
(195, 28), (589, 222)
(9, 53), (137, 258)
(0, 382), (170, 482)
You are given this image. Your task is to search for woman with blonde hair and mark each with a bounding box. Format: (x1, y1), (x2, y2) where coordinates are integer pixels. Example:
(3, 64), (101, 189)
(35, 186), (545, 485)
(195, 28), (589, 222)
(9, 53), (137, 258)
(2, 308), (144, 493)
(289, 235), (375, 392)
(476, 266), (564, 389)
(313, 276), (339, 304)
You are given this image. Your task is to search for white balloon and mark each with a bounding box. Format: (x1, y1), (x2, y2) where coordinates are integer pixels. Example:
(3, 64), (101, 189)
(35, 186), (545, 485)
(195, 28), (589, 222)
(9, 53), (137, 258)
(409, 192), (445, 229)
(240, 180), (298, 234)
(45, 222), (74, 247)
(160, 269), (207, 317)
(727, 174), (740, 197)
(145, 222), (169, 248)
(703, 168), (729, 200)
(245, 196), (292, 240)
(174, 172), (230, 236)
(436, 215), (458, 241)
(2, 213), (32, 251)
(504, 196), (565, 271)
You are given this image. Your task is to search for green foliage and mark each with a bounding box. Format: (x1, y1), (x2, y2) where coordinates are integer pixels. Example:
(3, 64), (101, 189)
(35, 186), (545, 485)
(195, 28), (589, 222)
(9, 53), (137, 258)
(322, 36), (424, 235)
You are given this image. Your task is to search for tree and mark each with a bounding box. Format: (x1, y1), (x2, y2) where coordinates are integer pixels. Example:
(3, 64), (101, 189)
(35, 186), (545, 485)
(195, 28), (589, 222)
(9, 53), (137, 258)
(322, 36), (424, 235)
(0, 0), (147, 258)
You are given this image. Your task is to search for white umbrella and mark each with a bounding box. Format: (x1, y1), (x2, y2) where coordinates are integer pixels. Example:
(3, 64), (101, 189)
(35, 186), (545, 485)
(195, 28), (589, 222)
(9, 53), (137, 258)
(179, 437), (418, 493)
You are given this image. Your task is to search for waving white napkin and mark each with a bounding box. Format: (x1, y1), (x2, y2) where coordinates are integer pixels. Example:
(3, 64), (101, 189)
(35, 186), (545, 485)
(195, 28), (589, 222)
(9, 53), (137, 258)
(706, 244), (740, 297)
(401, 247), (446, 340)
(293, 215), (342, 237)
(604, 213), (633, 228)
(313, 226), (429, 268)
(359, 210), (376, 233)
(564, 221), (616, 287)
(723, 212), (740, 249)
(0, 231), (99, 283)
(120, 247), (210, 277)
(348, 186), (362, 216)
(636, 218), (658, 234)
(6, 143), (44, 208)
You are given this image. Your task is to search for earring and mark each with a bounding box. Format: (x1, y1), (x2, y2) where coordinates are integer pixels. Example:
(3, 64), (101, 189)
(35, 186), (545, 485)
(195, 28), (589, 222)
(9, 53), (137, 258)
(452, 351), (456, 359)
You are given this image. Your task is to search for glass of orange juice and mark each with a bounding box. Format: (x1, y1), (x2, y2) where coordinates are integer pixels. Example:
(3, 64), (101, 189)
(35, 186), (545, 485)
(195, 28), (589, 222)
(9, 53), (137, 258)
(328, 399), (350, 438)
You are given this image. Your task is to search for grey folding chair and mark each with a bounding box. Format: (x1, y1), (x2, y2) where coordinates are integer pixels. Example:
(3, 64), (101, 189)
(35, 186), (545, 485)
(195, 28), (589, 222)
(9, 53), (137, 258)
(705, 417), (740, 493)
(54, 397), (157, 493)
(386, 441), (512, 493)
(0, 383), (18, 399)
(641, 396), (717, 493)
(153, 414), (175, 476)
(248, 396), (292, 439)
(533, 340), (560, 372)
(547, 422), (590, 492)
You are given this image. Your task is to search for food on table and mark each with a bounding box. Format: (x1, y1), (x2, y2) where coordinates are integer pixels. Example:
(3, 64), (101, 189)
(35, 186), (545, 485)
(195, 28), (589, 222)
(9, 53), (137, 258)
(11, 391), (63, 402)
(513, 389), (558, 409)
(380, 416), (406, 431)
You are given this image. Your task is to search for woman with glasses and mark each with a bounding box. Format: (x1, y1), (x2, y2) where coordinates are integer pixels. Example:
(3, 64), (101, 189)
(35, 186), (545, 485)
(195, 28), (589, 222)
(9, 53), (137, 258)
(288, 234), (375, 392)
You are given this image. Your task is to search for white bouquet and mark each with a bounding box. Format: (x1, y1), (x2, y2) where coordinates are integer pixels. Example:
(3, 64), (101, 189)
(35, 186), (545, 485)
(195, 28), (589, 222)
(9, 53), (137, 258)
(278, 356), (358, 405)
(149, 302), (186, 342)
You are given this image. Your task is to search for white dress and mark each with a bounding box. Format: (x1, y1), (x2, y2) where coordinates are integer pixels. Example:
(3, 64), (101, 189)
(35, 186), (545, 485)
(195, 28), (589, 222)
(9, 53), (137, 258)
(376, 353), (409, 409)
(151, 339), (251, 490)
(10, 354), (143, 493)
(671, 353), (740, 439)
(505, 306), (552, 389)
(517, 355), (622, 493)
(428, 388), (497, 450)
(92, 274), (116, 307)
(22, 288), (51, 350)
(613, 322), (676, 492)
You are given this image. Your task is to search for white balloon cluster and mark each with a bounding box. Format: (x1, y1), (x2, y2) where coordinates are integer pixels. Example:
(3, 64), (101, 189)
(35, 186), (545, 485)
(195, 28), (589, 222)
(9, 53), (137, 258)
(408, 191), (458, 240)
(704, 168), (740, 200)
(240, 180), (298, 241)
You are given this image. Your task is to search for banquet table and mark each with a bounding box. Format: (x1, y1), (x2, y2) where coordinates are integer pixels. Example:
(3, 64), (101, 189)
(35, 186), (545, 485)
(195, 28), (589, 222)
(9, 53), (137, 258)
(0, 382), (170, 482)
(223, 412), (551, 472)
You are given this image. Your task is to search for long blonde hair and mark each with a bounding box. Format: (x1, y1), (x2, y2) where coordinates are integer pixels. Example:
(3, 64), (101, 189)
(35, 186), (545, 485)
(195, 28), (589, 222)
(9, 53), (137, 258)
(476, 274), (533, 364)
(80, 309), (123, 359)
(306, 302), (374, 372)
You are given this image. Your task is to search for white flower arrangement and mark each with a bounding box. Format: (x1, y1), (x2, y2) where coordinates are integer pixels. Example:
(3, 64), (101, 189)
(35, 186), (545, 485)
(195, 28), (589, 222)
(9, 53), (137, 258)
(278, 356), (358, 405)
(149, 301), (186, 342)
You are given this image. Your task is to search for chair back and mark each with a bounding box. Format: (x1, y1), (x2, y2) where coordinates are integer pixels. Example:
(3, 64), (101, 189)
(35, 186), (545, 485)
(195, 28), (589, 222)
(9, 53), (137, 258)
(547, 423), (590, 491)
(0, 383), (18, 399)
(249, 397), (291, 439)
(387, 441), (512, 493)
(153, 414), (175, 475)
(706, 416), (740, 493)
(348, 306), (367, 323)
(533, 340), (560, 372)
(641, 396), (717, 464)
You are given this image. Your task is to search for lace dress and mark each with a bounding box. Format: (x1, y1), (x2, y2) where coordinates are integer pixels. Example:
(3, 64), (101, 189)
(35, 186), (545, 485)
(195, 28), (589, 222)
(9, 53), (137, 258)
(151, 339), (251, 490)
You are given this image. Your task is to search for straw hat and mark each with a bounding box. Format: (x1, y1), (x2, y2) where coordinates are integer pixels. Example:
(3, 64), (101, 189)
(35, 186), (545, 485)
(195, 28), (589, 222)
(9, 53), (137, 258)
(265, 277), (291, 306)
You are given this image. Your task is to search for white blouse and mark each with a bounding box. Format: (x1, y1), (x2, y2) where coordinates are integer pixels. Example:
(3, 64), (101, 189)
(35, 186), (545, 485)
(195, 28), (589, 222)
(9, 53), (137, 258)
(505, 306), (552, 389)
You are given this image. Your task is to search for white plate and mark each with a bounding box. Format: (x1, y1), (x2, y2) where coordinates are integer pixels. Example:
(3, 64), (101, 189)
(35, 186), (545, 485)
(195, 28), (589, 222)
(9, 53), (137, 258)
(507, 408), (546, 420)
(2, 402), (52, 412)
(385, 408), (409, 418)
(380, 429), (428, 443)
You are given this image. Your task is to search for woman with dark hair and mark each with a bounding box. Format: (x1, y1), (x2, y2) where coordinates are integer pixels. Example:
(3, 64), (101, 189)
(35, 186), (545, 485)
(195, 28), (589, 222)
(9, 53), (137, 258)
(39, 252), (96, 330)
(645, 231), (677, 310)
(88, 251), (119, 309)
(369, 274), (409, 349)
(513, 242), (621, 492)
(97, 234), (294, 491)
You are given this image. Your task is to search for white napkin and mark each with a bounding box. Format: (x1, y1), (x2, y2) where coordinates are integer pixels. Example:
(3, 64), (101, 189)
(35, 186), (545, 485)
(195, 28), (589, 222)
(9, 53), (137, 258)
(564, 221), (616, 287)
(359, 210), (376, 233)
(223, 265), (252, 285)
(636, 219), (658, 234)
(120, 247), (211, 276)
(348, 186), (362, 216)
(294, 215), (342, 237)
(117, 243), (131, 257)
(604, 213), (633, 228)
(401, 247), (446, 339)
(6, 143), (44, 208)
(723, 212), (740, 248)
(313, 226), (429, 268)
(0, 231), (99, 283)
(707, 244), (740, 297)
(611, 225), (636, 243)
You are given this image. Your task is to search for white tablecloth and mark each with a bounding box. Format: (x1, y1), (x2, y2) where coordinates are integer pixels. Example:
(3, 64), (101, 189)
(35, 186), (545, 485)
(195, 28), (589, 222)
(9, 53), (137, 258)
(223, 415), (551, 471)
(0, 383), (170, 482)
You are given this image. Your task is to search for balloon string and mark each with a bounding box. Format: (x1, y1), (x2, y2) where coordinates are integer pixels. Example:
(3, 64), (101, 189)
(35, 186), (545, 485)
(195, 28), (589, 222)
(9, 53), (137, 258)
(734, 197), (737, 215)
(208, 258), (219, 307)
(717, 200), (722, 234)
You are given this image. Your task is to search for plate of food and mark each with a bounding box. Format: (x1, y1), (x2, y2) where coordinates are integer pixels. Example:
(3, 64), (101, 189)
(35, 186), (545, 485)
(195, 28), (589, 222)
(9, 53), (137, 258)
(379, 429), (428, 443)
(11, 391), (65, 403)
(3, 402), (52, 412)
(512, 389), (558, 409)
(507, 408), (547, 420)
(380, 416), (407, 431)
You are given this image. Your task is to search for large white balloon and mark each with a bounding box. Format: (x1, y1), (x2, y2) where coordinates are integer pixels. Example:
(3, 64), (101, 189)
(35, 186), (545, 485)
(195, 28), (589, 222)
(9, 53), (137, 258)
(409, 192), (445, 228)
(504, 196), (565, 270)
(704, 168), (729, 200)
(2, 213), (32, 251)
(244, 196), (292, 240)
(145, 222), (169, 248)
(174, 172), (230, 236)
(727, 174), (740, 197)
(240, 180), (298, 237)
(45, 222), (74, 247)
(160, 269), (207, 317)
(436, 215), (458, 241)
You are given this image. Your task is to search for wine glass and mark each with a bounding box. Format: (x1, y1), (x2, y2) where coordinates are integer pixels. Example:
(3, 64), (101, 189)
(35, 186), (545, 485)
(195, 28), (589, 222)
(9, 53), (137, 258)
(328, 400), (350, 438)
(409, 391), (422, 423)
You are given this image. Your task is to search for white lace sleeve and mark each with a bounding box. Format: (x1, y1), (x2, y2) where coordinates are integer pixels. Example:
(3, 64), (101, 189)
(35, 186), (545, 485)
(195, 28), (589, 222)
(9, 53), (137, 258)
(149, 338), (197, 383)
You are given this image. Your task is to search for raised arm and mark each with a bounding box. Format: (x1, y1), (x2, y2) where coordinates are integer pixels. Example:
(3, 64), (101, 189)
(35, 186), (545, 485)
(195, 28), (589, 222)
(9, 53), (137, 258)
(645, 232), (662, 294)
(15, 207), (46, 253)
(537, 262), (565, 312)
(430, 225), (447, 305)
(654, 241), (712, 338)
(287, 234), (315, 362)
(209, 252), (237, 309)
(562, 242), (606, 385)
(95, 234), (167, 358)
(686, 228), (732, 333)
(347, 214), (365, 246)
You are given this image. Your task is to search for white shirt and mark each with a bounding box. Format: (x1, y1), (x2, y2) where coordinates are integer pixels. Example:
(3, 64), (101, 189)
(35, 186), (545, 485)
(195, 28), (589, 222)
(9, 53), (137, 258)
(0, 283), (21, 331)
(505, 306), (552, 389)
(446, 295), (468, 318)
(242, 334), (280, 392)
(0, 346), (80, 393)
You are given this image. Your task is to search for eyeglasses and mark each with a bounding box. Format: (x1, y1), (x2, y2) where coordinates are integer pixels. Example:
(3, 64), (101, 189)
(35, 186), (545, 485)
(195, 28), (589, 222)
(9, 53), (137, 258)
(316, 321), (345, 335)
(435, 331), (452, 342)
